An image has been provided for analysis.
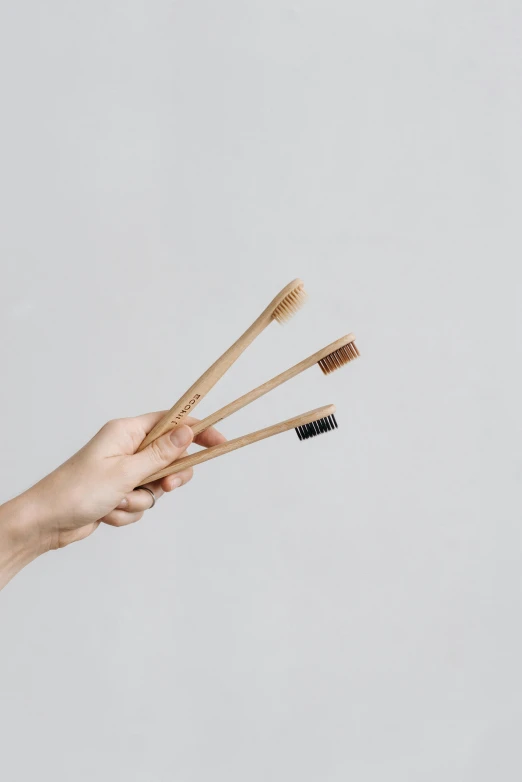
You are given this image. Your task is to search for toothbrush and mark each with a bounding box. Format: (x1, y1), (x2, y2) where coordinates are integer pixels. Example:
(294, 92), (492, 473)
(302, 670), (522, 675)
(138, 278), (307, 450)
(144, 404), (338, 482)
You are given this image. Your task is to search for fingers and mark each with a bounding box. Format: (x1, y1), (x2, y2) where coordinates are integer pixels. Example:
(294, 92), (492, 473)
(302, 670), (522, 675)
(118, 412), (226, 447)
(108, 458), (194, 528)
(116, 485), (164, 513)
(194, 426), (227, 448)
(97, 412), (226, 456)
(128, 416), (224, 488)
(103, 474), (191, 526)
(160, 464), (194, 492)
(101, 509), (146, 527)
(129, 424), (194, 485)
(182, 416), (227, 447)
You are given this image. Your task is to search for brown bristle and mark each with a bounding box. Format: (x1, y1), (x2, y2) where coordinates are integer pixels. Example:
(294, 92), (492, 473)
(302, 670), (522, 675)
(272, 284), (307, 324)
(317, 341), (360, 375)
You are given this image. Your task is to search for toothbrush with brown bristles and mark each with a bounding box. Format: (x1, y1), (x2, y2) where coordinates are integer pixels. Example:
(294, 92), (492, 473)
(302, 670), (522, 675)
(188, 334), (359, 437)
(138, 279), (307, 450)
(144, 404), (338, 483)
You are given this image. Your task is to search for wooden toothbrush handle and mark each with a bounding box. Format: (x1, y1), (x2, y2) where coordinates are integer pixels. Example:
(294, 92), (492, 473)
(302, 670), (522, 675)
(190, 335), (355, 436)
(138, 279), (303, 451)
(143, 404), (336, 483)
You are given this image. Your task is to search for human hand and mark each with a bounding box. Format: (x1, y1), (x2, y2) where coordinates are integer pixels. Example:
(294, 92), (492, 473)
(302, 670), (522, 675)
(13, 411), (226, 554)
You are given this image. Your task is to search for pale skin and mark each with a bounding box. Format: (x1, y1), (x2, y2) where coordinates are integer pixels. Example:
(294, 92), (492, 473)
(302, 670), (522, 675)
(0, 411), (226, 591)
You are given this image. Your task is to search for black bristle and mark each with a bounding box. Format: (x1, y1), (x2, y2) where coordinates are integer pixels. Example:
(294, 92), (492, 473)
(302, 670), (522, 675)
(294, 414), (339, 441)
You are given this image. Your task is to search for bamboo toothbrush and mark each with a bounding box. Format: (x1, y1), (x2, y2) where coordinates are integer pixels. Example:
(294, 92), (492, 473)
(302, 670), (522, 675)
(144, 404), (337, 483)
(188, 334), (359, 437)
(138, 278), (307, 451)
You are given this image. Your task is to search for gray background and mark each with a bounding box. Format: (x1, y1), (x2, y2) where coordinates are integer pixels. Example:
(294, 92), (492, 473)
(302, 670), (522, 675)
(0, 1), (520, 780)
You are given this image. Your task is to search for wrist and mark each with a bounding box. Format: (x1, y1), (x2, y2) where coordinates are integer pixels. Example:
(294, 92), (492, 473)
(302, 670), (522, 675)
(0, 491), (52, 589)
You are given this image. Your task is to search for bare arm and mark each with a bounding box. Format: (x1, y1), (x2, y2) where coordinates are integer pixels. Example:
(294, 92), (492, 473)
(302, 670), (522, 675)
(0, 412), (226, 590)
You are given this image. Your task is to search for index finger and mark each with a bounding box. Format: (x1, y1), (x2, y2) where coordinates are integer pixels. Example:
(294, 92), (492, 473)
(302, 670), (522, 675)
(182, 415), (227, 448)
(193, 426), (227, 448)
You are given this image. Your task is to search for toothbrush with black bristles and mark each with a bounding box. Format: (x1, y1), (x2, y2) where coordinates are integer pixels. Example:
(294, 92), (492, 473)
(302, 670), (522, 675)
(145, 405), (338, 483)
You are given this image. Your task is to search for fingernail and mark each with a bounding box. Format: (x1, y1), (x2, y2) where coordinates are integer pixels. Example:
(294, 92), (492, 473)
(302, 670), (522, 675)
(170, 426), (192, 448)
(117, 497), (128, 509)
(170, 477), (183, 490)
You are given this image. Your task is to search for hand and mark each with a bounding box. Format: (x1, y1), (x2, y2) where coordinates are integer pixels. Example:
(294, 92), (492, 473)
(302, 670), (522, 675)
(0, 412), (226, 588)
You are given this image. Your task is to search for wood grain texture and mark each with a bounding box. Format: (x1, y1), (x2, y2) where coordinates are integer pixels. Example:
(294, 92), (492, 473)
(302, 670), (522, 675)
(138, 279), (306, 451)
(191, 334), (357, 436)
(143, 403), (336, 483)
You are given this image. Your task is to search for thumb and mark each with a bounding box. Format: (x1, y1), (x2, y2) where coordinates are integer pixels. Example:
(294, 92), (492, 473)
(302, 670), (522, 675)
(130, 424), (194, 484)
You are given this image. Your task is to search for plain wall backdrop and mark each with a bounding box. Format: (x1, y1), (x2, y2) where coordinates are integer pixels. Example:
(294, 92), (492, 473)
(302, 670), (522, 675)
(1, 1), (521, 780)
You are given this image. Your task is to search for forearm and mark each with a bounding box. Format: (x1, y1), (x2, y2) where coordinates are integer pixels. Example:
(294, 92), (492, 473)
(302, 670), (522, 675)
(0, 493), (48, 590)
(0, 416), (223, 591)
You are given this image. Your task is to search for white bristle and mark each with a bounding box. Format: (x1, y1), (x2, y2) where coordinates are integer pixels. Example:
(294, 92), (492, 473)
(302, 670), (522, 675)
(272, 285), (307, 324)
